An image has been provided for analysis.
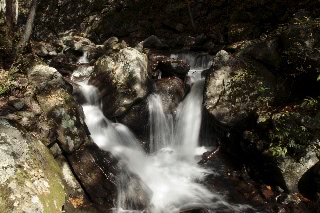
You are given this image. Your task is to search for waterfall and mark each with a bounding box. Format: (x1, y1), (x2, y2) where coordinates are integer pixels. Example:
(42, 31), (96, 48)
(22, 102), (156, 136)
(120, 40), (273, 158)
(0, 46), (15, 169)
(170, 51), (213, 83)
(79, 52), (250, 212)
(78, 51), (89, 64)
(71, 51), (94, 81)
(174, 79), (205, 162)
(148, 94), (174, 152)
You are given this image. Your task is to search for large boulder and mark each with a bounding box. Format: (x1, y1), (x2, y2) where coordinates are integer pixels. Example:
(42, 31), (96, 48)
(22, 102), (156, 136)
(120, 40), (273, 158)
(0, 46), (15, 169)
(89, 47), (150, 117)
(0, 119), (65, 212)
(240, 105), (320, 194)
(204, 49), (320, 195)
(266, 109), (320, 192)
(21, 62), (120, 209)
(204, 50), (282, 126)
(27, 64), (87, 153)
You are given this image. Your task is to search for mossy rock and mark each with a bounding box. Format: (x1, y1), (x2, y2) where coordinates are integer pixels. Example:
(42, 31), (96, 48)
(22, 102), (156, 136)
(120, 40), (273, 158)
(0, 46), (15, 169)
(36, 88), (87, 153)
(0, 119), (65, 212)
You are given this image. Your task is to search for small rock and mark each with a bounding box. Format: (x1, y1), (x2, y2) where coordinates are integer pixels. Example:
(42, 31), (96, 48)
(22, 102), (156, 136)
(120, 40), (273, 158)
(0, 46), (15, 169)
(143, 35), (162, 49)
(13, 101), (24, 110)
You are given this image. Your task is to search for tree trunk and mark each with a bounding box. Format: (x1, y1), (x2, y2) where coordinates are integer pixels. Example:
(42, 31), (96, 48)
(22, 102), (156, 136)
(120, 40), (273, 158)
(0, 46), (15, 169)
(185, 0), (196, 32)
(5, 0), (13, 30)
(18, 0), (37, 52)
(0, 0), (15, 68)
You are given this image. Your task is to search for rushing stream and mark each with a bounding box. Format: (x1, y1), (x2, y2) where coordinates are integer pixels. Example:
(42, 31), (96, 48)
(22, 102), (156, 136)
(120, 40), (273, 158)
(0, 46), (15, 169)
(78, 52), (250, 212)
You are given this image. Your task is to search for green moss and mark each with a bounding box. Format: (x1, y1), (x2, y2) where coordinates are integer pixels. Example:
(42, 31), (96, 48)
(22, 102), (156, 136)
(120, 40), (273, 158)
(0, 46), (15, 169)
(31, 139), (65, 213)
(268, 111), (314, 159)
(0, 185), (14, 213)
(0, 84), (9, 95)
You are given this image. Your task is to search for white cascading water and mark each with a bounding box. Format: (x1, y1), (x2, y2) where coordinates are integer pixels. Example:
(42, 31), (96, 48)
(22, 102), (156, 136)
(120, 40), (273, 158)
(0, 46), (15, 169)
(170, 51), (213, 83)
(148, 94), (174, 153)
(79, 52), (250, 212)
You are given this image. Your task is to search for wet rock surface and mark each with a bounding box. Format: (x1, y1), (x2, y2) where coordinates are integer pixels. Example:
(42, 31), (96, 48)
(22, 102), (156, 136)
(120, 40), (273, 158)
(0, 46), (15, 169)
(154, 76), (186, 114)
(200, 149), (320, 213)
(116, 99), (150, 145)
(67, 143), (119, 207)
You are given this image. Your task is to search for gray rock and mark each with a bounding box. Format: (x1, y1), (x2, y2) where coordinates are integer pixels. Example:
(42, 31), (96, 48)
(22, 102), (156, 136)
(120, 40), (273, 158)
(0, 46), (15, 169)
(143, 35), (163, 49)
(103, 36), (119, 50)
(32, 41), (58, 57)
(27, 64), (87, 153)
(28, 64), (67, 91)
(55, 156), (93, 211)
(0, 119), (65, 212)
(89, 47), (150, 117)
(13, 101), (24, 110)
(62, 35), (95, 52)
(204, 50), (278, 126)
(278, 148), (319, 192)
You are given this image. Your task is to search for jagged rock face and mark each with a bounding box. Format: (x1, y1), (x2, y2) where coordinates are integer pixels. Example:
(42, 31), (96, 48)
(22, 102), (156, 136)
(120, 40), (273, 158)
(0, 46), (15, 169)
(278, 149), (319, 192)
(89, 47), (150, 117)
(204, 50), (280, 127)
(0, 119), (65, 212)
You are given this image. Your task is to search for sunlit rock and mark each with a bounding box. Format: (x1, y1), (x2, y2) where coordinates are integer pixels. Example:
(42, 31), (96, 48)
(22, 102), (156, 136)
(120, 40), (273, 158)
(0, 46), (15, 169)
(89, 47), (151, 117)
(0, 119), (65, 212)
(28, 64), (87, 153)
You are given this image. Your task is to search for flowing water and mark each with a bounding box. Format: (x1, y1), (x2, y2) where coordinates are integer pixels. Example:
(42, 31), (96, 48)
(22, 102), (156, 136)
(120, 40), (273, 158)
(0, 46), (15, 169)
(170, 51), (213, 83)
(79, 52), (250, 212)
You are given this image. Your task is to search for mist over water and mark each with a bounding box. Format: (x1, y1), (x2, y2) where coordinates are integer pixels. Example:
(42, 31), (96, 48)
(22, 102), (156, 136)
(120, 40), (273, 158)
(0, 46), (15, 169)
(79, 52), (250, 212)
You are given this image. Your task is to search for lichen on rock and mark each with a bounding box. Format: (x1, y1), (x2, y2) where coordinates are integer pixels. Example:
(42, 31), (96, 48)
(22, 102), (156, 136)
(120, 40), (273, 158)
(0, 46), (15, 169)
(89, 46), (151, 117)
(0, 119), (65, 213)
